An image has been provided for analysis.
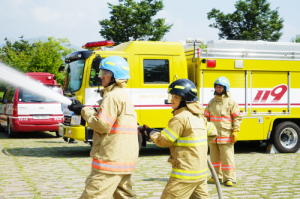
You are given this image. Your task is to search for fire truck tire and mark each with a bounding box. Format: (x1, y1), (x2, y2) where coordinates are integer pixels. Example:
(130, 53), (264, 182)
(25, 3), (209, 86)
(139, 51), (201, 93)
(273, 121), (300, 153)
(7, 121), (16, 138)
(138, 132), (142, 150)
(55, 131), (62, 137)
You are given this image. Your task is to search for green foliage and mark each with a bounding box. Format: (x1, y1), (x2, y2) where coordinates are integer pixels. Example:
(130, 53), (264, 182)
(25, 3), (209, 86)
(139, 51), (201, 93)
(207, 0), (284, 41)
(291, 35), (300, 43)
(0, 36), (74, 86)
(99, 0), (173, 45)
(199, 43), (207, 49)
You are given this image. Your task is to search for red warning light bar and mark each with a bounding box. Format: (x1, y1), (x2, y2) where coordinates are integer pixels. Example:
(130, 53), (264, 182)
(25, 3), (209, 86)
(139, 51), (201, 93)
(82, 40), (115, 49)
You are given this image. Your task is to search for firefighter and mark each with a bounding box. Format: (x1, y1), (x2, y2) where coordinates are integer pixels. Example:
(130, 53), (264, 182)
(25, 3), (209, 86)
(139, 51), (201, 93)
(204, 76), (242, 187)
(68, 56), (139, 199)
(139, 79), (217, 199)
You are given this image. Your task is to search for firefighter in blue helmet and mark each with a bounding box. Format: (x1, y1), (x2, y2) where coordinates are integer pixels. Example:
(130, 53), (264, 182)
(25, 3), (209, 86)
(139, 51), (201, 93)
(204, 76), (243, 187)
(68, 56), (139, 198)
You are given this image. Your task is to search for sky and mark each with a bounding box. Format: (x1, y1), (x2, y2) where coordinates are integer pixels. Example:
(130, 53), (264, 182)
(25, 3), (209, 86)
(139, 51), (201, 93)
(1, 0), (300, 49)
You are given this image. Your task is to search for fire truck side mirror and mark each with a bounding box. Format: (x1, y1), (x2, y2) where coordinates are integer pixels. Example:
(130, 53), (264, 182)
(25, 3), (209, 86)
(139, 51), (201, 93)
(58, 65), (65, 73)
(92, 57), (102, 72)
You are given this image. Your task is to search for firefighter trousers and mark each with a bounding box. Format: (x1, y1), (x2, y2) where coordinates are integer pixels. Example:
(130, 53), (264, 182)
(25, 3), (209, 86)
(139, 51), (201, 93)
(161, 177), (209, 199)
(80, 170), (136, 199)
(209, 143), (236, 183)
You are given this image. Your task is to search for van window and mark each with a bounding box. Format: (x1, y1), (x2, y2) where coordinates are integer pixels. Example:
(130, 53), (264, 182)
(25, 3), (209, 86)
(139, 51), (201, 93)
(18, 86), (62, 103)
(143, 59), (169, 84)
(5, 88), (16, 103)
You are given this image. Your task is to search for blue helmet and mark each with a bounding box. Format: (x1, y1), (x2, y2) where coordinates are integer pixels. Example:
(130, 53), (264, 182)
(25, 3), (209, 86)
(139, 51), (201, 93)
(100, 56), (130, 79)
(214, 76), (230, 91)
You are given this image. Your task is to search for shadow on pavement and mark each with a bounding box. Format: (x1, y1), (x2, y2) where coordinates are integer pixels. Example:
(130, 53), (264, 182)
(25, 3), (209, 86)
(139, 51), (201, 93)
(0, 131), (57, 139)
(143, 178), (169, 182)
(139, 141), (268, 157)
(2, 146), (91, 158)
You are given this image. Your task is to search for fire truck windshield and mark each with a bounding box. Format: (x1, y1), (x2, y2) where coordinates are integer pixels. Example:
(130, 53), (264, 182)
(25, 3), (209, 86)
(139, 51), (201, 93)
(65, 60), (85, 92)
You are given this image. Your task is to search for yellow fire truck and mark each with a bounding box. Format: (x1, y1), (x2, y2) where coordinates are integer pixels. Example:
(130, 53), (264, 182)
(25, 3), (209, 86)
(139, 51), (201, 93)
(58, 39), (300, 153)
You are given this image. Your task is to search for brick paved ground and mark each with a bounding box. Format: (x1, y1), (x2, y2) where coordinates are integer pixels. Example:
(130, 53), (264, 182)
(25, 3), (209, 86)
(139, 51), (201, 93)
(0, 131), (300, 199)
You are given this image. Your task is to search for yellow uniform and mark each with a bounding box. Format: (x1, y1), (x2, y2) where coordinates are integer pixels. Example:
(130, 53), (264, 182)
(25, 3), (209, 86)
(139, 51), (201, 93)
(80, 83), (139, 199)
(151, 102), (217, 199)
(204, 92), (242, 183)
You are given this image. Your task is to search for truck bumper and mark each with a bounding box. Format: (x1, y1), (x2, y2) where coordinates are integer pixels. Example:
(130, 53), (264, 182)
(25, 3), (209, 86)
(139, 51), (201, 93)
(12, 119), (59, 132)
(59, 123), (86, 141)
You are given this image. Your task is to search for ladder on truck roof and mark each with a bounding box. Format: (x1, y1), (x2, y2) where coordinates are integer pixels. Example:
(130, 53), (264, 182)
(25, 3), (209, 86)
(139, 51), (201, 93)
(184, 40), (300, 60)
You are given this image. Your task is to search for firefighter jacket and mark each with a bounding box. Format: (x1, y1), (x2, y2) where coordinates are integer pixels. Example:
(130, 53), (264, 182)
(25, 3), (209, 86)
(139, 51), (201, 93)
(151, 103), (217, 182)
(204, 91), (243, 144)
(81, 83), (139, 175)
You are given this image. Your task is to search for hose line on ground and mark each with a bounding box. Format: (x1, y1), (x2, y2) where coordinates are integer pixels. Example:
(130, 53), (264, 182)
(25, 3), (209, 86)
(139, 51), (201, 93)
(207, 158), (223, 199)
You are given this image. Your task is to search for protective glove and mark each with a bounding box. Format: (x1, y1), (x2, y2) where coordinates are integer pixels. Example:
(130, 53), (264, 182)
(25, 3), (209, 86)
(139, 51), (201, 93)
(68, 99), (85, 115)
(139, 125), (153, 139)
(231, 129), (238, 143)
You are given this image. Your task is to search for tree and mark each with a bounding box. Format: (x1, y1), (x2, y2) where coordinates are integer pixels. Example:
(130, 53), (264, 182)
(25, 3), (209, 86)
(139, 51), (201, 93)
(291, 35), (300, 43)
(99, 0), (173, 45)
(0, 36), (73, 85)
(207, 0), (284, 41)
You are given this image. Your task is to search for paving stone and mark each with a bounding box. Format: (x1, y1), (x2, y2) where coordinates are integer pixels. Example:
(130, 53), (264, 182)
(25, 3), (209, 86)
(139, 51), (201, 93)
(1, 131), (300, 198)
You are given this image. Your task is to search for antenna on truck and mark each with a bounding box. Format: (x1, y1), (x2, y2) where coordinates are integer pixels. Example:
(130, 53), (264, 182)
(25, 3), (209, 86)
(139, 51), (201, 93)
(186, 38), (203, 83)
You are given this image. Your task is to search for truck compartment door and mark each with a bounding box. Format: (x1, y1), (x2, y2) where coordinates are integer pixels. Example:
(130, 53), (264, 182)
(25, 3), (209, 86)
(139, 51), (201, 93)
(251, 71), (289, 115)
(138, 55), (174, 128)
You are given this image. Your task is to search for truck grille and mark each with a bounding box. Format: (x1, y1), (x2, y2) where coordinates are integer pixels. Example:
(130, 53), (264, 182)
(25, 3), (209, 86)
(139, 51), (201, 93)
(63, 116), (71, 126)
(63, 116), (86, 126)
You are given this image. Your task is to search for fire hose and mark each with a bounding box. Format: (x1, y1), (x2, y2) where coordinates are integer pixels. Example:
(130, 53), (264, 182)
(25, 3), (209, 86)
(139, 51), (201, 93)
(207, 157), (223, 199)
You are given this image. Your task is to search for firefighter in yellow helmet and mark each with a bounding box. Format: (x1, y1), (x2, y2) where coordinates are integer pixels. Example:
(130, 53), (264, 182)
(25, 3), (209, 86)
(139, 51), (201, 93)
(68, 56), (139, 198)
(139, 79), (217, 199)
(204, 77), (243, 187)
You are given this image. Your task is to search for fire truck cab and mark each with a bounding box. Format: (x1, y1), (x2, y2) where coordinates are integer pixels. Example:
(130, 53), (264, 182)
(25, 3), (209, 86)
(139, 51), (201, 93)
(59, 39), (300, 153)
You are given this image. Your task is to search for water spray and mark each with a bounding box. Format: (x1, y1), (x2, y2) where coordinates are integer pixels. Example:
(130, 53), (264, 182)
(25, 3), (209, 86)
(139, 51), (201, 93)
(0, 63), (72, 105)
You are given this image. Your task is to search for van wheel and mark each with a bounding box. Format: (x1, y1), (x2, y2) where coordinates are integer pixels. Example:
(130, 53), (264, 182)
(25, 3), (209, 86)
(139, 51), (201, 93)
(272, 122), (300, 153)
(7, 121), (16, 138)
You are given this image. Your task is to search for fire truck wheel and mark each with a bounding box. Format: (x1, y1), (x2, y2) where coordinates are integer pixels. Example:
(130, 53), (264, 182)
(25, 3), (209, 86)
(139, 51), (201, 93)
(273, 121), (300, 153)
(55, 131), (62, 137)
(138, 132), (142, 150)
(7, 121), (16, 138)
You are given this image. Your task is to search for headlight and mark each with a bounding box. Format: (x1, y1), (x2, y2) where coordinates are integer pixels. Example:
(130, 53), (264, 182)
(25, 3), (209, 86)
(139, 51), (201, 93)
(71, 115), (81, 125)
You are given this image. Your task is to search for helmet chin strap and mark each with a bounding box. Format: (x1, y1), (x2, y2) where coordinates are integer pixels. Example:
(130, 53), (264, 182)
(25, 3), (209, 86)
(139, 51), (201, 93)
(176, 100), (187, 110)
(214, 89), (227, 96)
(108, 74), (116, 86)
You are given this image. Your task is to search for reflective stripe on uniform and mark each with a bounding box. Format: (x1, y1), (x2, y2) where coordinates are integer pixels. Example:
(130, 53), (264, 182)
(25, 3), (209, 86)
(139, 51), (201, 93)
(171, 168), (208, 180)
(210, 116), (233, 122)
(221, 165), (235, 170)
(174, 136), (207, 147)
(212, 162), (221, 168)
(161, 127), (179, 142)
(110, 124), (137, 134)
(92, 159), (136, 172)
(206, 122), (213, 135)
(231, 110), (242, 117)
(97, 108), (116, 127)
(212, 137), (232, 143)
(204, 110), (210, 117)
